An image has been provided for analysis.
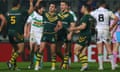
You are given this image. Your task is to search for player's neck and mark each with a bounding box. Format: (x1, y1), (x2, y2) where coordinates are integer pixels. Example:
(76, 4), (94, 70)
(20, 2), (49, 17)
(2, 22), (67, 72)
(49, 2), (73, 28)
(84, 11), (89, 15)
(48, 11), (55, 16)
(62, 9), (69, 13)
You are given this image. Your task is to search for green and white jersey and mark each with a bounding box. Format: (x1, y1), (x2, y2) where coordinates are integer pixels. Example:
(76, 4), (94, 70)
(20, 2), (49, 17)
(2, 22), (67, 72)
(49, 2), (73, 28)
(26, 11), (43, 33)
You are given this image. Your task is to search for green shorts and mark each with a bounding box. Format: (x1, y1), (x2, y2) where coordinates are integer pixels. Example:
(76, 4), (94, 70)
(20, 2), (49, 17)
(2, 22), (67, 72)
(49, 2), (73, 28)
(76, 33), (91, 47)
(41, 33), (57, 43)
(8, 30), (24, 44)
(57, 28), (69, 42)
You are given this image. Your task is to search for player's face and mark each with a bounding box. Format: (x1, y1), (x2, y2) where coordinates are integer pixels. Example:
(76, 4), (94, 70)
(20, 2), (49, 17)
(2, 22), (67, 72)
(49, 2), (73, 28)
(49, 4), (56, 12)
(60, 2), (68, 11)
(81, 6), (85, 13)
(38, 7), (44, 14)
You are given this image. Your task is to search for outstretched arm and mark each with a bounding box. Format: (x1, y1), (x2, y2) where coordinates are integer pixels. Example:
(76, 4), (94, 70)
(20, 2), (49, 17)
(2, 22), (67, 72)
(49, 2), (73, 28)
(0, 14), (6, 32)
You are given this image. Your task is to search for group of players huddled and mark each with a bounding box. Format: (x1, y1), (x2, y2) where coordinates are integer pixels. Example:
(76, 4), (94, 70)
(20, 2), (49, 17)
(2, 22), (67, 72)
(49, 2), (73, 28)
(0, 0), (120, 71)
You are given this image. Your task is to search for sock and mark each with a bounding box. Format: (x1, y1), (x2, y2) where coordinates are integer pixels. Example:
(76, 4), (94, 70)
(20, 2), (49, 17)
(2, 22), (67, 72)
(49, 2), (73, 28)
(108, 54), (114, 67)
(51, 55), (56, 68)
(63, 54), (69, 68)
(35, 52), (42, 67)
(98, 54), (103, 68)
(9, 52), (19, 64)
(30, 50), (34, 65)
(78, 53), (88, 67)
(113, 52), (117, 65)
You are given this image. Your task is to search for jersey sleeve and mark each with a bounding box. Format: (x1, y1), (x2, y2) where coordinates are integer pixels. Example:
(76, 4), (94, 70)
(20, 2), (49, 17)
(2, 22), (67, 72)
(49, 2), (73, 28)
(69, 11), (77, 22)
(26, 15), (32, 24)
(69, 13), (75, 23)
(90, 11), (96, 18)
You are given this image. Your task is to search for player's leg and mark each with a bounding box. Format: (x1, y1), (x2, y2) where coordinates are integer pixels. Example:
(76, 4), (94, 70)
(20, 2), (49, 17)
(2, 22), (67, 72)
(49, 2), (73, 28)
(104, 30), (114, 70)
(97, 31), (104, 70)
(62, 33), (72, 69)
(50, 43), (56, 70)
(28, 42), (35, 69)
(113, 42), (119, 67)
(113, 31), (120, 68)
(74, 44), (88, 71)
(34, 34), (46, 70)
(56, 41), (64, 62)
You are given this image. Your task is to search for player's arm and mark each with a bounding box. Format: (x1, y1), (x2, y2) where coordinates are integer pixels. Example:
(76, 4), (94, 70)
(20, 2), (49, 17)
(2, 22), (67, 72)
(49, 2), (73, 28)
(27, 0), (34, 14)
(69, 22), (86, 31)
(35, 0), (43, 9)
(24, 16), (32, 38)
(54, 21), (62, 32)
(109, 12), (118, 31)
(0, 14), (6, 32)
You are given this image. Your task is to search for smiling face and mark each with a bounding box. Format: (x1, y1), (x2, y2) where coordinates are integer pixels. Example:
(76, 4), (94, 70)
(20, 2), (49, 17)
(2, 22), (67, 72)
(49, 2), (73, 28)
(60, 2), (69, 11)
(49, 4), (56, 12)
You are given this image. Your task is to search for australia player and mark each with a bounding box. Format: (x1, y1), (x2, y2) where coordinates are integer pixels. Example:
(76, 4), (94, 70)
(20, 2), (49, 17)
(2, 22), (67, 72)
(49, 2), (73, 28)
(69, 4), (96, 71)
(34, 2), (62, 71)
(6, 0), (33, 70)
(57, 1), (75, 69)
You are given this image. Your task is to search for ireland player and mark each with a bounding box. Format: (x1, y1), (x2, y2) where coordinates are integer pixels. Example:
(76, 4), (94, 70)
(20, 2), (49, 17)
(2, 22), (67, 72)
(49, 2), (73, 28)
(24, 2), (44, 69)
(57, 1), (75, 69)
(91, 1), (118, 70)
(6, 0), (33, 70)
(24, 0), (44, 69)
(34, 2), (62, 71)
(69, 4), (96, 71)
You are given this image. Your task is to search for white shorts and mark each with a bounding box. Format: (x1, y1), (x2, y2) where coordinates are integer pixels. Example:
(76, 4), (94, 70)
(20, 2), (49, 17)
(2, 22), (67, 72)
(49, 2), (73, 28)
(29, 32), (43, 45)
(97, 30), (111, 43)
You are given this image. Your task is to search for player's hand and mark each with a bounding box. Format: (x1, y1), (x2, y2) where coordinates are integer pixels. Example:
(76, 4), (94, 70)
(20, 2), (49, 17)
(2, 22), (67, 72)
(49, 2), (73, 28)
(0, 27), (2, 32)
(30, 0), (33, 3)
(54, 27), (58, 32)
(68, 27), (74, 32)
(110, 32), (114, 38)
(67, 33), (72, 40)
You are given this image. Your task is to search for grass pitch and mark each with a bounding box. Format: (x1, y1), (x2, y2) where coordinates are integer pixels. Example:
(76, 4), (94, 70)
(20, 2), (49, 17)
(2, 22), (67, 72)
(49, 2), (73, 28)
(0, 62), (119, 72)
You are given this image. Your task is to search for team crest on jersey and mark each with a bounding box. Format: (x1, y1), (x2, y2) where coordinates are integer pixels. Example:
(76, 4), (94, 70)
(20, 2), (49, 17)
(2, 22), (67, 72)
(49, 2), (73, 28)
(45, 13), (58, 22)
(78, 36), (87, 42)
(58, 13), (69, 20)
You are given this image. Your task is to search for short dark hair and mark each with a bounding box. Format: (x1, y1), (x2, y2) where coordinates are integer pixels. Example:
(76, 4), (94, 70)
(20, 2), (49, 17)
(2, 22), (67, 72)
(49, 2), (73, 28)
(35, 4), (44, 12)
(12, 0), (20, 7)
(49, 2), (57, 8)
(99, 0), (106, 6)
(61, 0), (70, 6)
(83, 4), (92, 12)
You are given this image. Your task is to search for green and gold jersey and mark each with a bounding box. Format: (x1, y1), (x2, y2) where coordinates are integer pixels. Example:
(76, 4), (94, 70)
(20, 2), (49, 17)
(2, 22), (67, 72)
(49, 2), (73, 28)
(43, 12), (60, 33)
(79, 14), (95, 34)
(7, 8), (28, 33)
(58, 12), (74, 29)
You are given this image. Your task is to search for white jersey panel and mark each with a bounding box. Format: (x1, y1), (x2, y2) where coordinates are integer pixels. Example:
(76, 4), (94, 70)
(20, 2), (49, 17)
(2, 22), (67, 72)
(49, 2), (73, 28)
(91, 7), (114, 30)
(26, 11), (44, 33)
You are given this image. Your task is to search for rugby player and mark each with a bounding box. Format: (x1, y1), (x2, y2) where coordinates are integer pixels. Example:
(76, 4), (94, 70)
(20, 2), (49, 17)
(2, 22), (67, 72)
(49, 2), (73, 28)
(69, 4), (96, 71)
(34, 1), (62, 71)
(57, 1), (75, 69)
(91, 0), (118, 70)
(24, 0), (44, 69)
(6, 0), (34, 70)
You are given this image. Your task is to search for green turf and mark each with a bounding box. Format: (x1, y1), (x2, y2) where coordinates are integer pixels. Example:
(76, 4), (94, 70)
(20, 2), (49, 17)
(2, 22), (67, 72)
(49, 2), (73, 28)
(0, 62), (119, 72)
